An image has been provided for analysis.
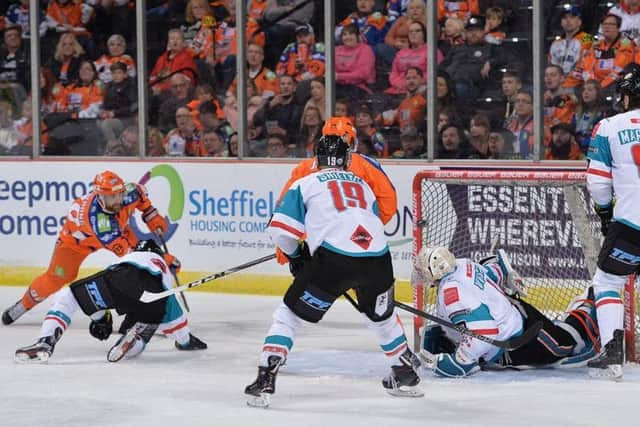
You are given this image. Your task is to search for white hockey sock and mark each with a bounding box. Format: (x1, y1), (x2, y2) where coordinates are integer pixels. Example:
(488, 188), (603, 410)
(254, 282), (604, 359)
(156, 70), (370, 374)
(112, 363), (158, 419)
(364, 311), (409, 366)
(39, 288), (80, 339)
(259, 302), (304, 366)
(593, 269), (626, 346)
(160, 314), (191, 345)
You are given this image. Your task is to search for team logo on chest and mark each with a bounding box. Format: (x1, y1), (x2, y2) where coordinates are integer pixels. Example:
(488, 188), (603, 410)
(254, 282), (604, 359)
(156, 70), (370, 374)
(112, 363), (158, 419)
(350, 225), (373, 250)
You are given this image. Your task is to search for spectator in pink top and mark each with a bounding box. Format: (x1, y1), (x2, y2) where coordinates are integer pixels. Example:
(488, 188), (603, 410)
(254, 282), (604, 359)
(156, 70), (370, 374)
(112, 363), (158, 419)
(386, 21), (443, 95)
(335, 24), (376, 99)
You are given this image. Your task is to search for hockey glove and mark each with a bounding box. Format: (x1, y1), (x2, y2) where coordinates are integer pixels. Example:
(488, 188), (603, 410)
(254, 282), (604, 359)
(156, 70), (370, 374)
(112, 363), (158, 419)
(496, 249), (527, 297)
(142, 205), (168, 236)
(286, 241), (311, 277)
(89, 310), (113, 341)
(163, 253), (182, 274)
(594, 204), (613, 236)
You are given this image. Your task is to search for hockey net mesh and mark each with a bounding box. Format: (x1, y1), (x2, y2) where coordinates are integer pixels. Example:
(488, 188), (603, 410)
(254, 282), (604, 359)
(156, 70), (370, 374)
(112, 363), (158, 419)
(411, 170), (639, 361)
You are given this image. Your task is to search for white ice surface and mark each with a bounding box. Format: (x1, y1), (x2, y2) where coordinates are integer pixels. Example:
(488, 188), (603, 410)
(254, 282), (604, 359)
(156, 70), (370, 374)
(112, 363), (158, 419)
(0, 286), (638, 427)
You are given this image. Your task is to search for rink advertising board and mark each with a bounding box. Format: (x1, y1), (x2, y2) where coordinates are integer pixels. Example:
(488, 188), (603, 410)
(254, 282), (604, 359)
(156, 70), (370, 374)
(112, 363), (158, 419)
(0, 161), (426, 291)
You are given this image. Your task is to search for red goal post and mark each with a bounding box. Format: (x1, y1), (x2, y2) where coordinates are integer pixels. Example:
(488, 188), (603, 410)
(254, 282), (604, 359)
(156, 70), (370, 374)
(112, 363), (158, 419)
(411, 169), (638, 362)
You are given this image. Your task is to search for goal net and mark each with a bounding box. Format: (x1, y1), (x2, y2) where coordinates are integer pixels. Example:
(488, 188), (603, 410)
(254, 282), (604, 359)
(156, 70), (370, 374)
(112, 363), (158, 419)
(411, 170), (638, 362)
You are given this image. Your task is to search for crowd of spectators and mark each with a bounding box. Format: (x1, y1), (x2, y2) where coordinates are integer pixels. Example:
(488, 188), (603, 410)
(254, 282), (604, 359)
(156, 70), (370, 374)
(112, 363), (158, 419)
(0, 0), (637, 159)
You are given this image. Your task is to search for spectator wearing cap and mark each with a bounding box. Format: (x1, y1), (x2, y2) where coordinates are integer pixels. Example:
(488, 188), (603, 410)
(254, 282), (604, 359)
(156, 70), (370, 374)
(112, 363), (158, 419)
(436, 124), (471, 159)
(335, 24), (376, 99)
(392, 126), (425, 159)
(94, 34), (136, 85)
(379, 0), (427, 68)
(387, 21), (443, 95)
(545, 122), (584, 160)
(548, 6), (593, 88)
(263, 0), (314, 68)
(437, 0), (479, 23)
(576, 14), (634, 91)
(335, 0), (391, 47)
(439, 14), (508, 101)
(603, 0), (640, 42)
(276, 24), (326, 83)
(355, 103), (388, 158)
(99, 61), (137, 142)
(382, 66), (426, 130)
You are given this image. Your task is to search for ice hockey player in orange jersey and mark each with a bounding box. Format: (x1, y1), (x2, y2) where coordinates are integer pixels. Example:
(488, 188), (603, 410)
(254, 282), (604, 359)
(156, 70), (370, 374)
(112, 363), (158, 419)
(1, 170), (169, 325)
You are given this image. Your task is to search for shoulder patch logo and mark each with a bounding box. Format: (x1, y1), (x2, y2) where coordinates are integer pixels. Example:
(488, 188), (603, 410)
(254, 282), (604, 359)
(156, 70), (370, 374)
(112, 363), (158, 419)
(444, 287), (459, 306)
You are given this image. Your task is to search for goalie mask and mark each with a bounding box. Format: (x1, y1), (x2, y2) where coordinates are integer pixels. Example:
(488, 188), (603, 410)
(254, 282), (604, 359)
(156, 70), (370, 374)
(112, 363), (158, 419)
(316, 134), (351, 169)
(415, 246), (456, 283)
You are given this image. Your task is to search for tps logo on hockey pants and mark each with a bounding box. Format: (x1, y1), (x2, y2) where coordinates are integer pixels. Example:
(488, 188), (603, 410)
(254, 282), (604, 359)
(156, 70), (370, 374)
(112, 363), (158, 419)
(131, 164), (185, 242)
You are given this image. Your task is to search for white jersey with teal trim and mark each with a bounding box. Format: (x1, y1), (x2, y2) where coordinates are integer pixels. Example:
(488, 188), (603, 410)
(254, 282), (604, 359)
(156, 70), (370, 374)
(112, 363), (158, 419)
(269, 168), (388, 257)
(113, 252), (175, 290)
(587, 109), (640, 229)
(436, 259), (524, 364)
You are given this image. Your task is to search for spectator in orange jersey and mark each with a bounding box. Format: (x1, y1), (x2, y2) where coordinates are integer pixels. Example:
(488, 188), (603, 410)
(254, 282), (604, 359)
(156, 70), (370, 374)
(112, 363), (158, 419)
(382, 67), (426, 130)
(164, 106), (205, 156)
(248, 0), (268, 21)
(576, 14), (634, 91)
(181, 0), (216, 87)
(186, 83), (225, 128)
(543, 64), (576, 145)
(94, 34), (136, 84)
(1, 170), (169, 325)
(545, 122), (585, 160)
(548, 6), (593, 89)
(10, 97), (48, 155)
(437, 0), (479, 22)
(149, 29), (197, 96)
(48, 32), (86, 87)
(55, 59), (104, 119)
(227, 43), (279, 99)
(276, 24), (326, 84)
(45, 0), (95, 56)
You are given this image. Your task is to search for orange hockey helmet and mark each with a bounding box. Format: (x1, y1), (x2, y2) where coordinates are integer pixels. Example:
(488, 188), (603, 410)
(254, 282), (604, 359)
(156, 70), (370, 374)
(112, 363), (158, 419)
(322, 116), (357, 147)
(93, 170), (125, 195)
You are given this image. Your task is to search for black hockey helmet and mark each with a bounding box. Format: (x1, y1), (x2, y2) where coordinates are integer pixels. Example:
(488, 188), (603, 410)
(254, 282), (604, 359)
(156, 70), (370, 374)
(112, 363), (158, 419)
(134, 239), (164, 256)
(617, 63), (640, 99)
(316, 135), (350, 169)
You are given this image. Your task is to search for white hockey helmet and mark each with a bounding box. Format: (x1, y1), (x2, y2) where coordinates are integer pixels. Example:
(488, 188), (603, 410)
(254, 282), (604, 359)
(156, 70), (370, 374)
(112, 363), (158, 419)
(415, 246), (456, 283)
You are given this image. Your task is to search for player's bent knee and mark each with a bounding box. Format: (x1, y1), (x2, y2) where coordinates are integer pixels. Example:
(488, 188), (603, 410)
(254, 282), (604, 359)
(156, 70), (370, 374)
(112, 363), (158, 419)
(284, 284), (337, 323)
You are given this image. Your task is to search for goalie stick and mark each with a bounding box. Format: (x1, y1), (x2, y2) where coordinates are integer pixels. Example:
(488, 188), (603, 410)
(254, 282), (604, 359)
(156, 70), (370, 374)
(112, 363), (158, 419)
(394, 300), (542, 351)
(138, 238), (414, 303)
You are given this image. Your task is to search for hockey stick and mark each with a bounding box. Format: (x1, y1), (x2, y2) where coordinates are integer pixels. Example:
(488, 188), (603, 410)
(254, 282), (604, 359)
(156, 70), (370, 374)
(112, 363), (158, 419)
(156, 232), (190, 312)
(139, 254), (277, 303)
(394, 300), (542, 351)
(138, 237), (413, 303)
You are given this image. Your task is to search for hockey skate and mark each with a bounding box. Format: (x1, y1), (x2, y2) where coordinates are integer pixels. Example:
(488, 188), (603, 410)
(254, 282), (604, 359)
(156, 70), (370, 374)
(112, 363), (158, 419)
(2, 300), (28, 325)
(107, 322), (158, 362)
(15, 328), (63, 363)
(245, 356), (284, 408)
(588, 329), (624, 381)
(382, 349), (424, 397)
(175, 334), (208, 350)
